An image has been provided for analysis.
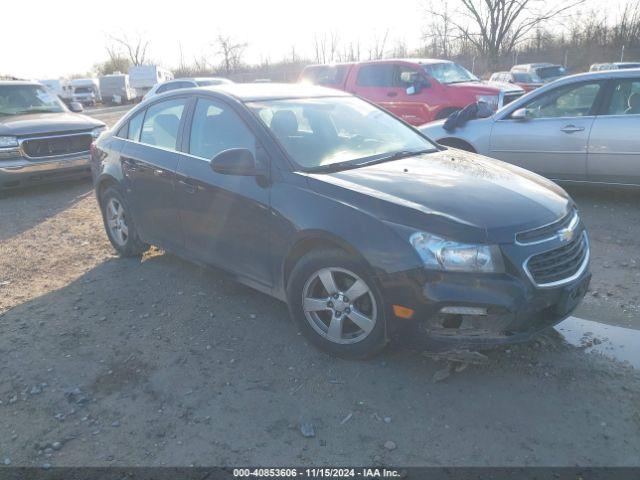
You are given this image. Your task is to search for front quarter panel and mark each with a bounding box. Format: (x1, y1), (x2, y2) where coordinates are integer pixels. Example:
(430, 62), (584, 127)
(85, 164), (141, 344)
(270, 172), (423, 296)
(419, 118), (493, 155)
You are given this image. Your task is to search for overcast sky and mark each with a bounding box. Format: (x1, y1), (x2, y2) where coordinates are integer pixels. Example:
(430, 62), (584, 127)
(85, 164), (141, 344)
(1, 0), (629, 79)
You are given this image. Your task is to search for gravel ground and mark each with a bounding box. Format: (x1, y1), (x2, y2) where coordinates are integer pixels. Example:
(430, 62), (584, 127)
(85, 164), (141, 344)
(0, 107), (638, 467)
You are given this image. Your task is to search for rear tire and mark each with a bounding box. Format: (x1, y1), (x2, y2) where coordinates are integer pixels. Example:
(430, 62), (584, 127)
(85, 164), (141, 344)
(99, 186), (148, 257)
(287, 249), (387, 359)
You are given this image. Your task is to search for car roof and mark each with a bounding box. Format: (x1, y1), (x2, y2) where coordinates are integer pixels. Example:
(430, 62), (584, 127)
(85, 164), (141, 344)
(512, 63), (560, 69)
(553, 68), (640, 83)
(0, 80), (41, 86)
(198, 82), (350, 101)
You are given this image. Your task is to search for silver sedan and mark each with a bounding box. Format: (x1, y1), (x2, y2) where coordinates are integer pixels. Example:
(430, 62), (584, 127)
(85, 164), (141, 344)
(420, 69), (640, 187)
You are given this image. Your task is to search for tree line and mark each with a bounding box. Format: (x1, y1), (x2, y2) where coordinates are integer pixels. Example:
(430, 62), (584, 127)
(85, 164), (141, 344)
(91, 0), (640, 81)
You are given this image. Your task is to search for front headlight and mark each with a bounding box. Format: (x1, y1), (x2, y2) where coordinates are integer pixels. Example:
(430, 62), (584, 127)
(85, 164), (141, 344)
(91, 126), (106, 139)
(0, 136), (18, 148)
(410, 232), (504, 273)
(476, 94), (500, 110)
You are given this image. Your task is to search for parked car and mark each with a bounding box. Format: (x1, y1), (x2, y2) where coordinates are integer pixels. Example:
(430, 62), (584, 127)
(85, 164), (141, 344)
(70, 78), (101, 106)
(142, 77), (233, 100)
(91, 83), (590, 357)
(590, 62), (640, 71)
(0, 81), (105, 191)
(510, 63), (567, 84)
(299, 59), (524, 125)
(99, 74), (137, 105)
(128, 65), (174, 101)
(420, 69), (640, 186)
(489, 71), (542, 92)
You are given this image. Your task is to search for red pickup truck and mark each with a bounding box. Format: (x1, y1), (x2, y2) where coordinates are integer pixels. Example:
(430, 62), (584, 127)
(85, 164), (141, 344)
(299, 59), (524, 125)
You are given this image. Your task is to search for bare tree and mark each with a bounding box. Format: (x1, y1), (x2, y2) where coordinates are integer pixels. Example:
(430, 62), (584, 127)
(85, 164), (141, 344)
(427, 0), (584, 67)
(109, 33), (149, 66)
(423, 0), (457, 57)
(367, 30), (389, 60)
(94, 45), (131, 75)
(312, 32), (340, 63)
(216, 35), (248, 73)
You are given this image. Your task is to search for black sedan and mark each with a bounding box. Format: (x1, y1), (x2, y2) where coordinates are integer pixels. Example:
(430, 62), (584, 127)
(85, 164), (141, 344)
(91, 83), (590, 358)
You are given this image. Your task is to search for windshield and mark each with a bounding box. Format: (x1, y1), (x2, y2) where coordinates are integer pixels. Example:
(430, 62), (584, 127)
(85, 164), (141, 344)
(535, 66), (566, 80)
(248, 96), (437, 171)
(74, 87), (92, 93)
(0, 84), (65, 115)
(423, 62), (479, 84)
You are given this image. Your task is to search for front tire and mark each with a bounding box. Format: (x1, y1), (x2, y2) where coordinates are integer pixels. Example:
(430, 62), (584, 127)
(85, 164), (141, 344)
(287, 249), (387, 359)
(99, 186), (148, 257)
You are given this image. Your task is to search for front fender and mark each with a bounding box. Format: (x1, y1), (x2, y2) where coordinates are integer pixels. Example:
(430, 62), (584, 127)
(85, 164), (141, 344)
(270, 176), (423, 296)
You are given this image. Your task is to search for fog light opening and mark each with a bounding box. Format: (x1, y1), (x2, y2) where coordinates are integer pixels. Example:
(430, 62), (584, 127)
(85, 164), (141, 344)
(442, 314), (463, 329)
(440, 306), (488, 316)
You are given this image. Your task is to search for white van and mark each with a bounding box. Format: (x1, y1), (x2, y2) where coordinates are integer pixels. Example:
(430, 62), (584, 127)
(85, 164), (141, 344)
(71, 78), (101, 106)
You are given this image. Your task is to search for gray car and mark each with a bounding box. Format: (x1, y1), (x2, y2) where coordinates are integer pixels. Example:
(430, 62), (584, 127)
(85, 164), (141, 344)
(0, 81), (105, 191)
(420, 69), (640, 187)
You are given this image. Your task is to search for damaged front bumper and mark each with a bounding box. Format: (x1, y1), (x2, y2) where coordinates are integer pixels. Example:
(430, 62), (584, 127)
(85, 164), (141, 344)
(380, 266), (591, 348)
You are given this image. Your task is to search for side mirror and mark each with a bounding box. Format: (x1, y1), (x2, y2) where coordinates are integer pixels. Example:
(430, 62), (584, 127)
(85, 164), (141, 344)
(69, 101), (84, 113)
(211, 148), (263, 176)
(511, 107), (530, 120)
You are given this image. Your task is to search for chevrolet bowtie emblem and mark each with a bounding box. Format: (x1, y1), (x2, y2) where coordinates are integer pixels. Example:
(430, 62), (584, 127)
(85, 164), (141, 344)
(558, 226), (574, 242)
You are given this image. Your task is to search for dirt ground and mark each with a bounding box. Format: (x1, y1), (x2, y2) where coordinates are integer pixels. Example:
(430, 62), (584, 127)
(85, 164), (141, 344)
(0, 107), (638, 467)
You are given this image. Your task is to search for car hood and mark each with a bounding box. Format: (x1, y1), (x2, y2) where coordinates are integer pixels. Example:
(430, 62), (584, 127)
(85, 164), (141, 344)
(0, 112), (104, 137)
(486, 81), (525, 93)
(444, 81), (505, 94)
(305, 150), (571, 244)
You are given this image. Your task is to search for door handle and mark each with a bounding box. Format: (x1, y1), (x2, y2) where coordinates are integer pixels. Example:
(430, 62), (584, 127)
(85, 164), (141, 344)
(178, 178), (196, 194)
(387, 91), (398, 97)
(560, 125), (585, 133)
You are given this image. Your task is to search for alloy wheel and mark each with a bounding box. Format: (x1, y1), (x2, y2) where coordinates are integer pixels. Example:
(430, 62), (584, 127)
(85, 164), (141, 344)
(106, 198), (129, 247)
(302, 267), (377, 344)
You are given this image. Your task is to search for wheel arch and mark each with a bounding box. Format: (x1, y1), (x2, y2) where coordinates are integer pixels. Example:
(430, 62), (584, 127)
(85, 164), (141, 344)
(95, 173), (120, 199)
(281, 231), (370, 294)
(436, 137), (477, 153)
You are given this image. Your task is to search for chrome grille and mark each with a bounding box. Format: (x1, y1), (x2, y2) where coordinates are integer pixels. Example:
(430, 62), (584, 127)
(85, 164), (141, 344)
(517, 210), (577, 245)
(525, 232), (589, 286)
(21, 133), (92, 159)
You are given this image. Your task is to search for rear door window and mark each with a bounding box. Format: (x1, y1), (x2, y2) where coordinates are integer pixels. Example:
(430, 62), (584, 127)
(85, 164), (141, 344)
(139, 98), (186, 150)
(355, 64), (395, 87)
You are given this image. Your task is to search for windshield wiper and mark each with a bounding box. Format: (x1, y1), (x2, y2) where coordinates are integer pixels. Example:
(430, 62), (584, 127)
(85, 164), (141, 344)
(14, 108), (60, 115)
(308, 149), (434, 174)
(353, 149), (434, 167)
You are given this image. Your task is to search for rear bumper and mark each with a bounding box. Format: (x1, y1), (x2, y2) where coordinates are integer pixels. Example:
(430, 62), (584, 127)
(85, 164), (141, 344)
(0, 155), (91, 190)
(380, 265), (591, 348)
